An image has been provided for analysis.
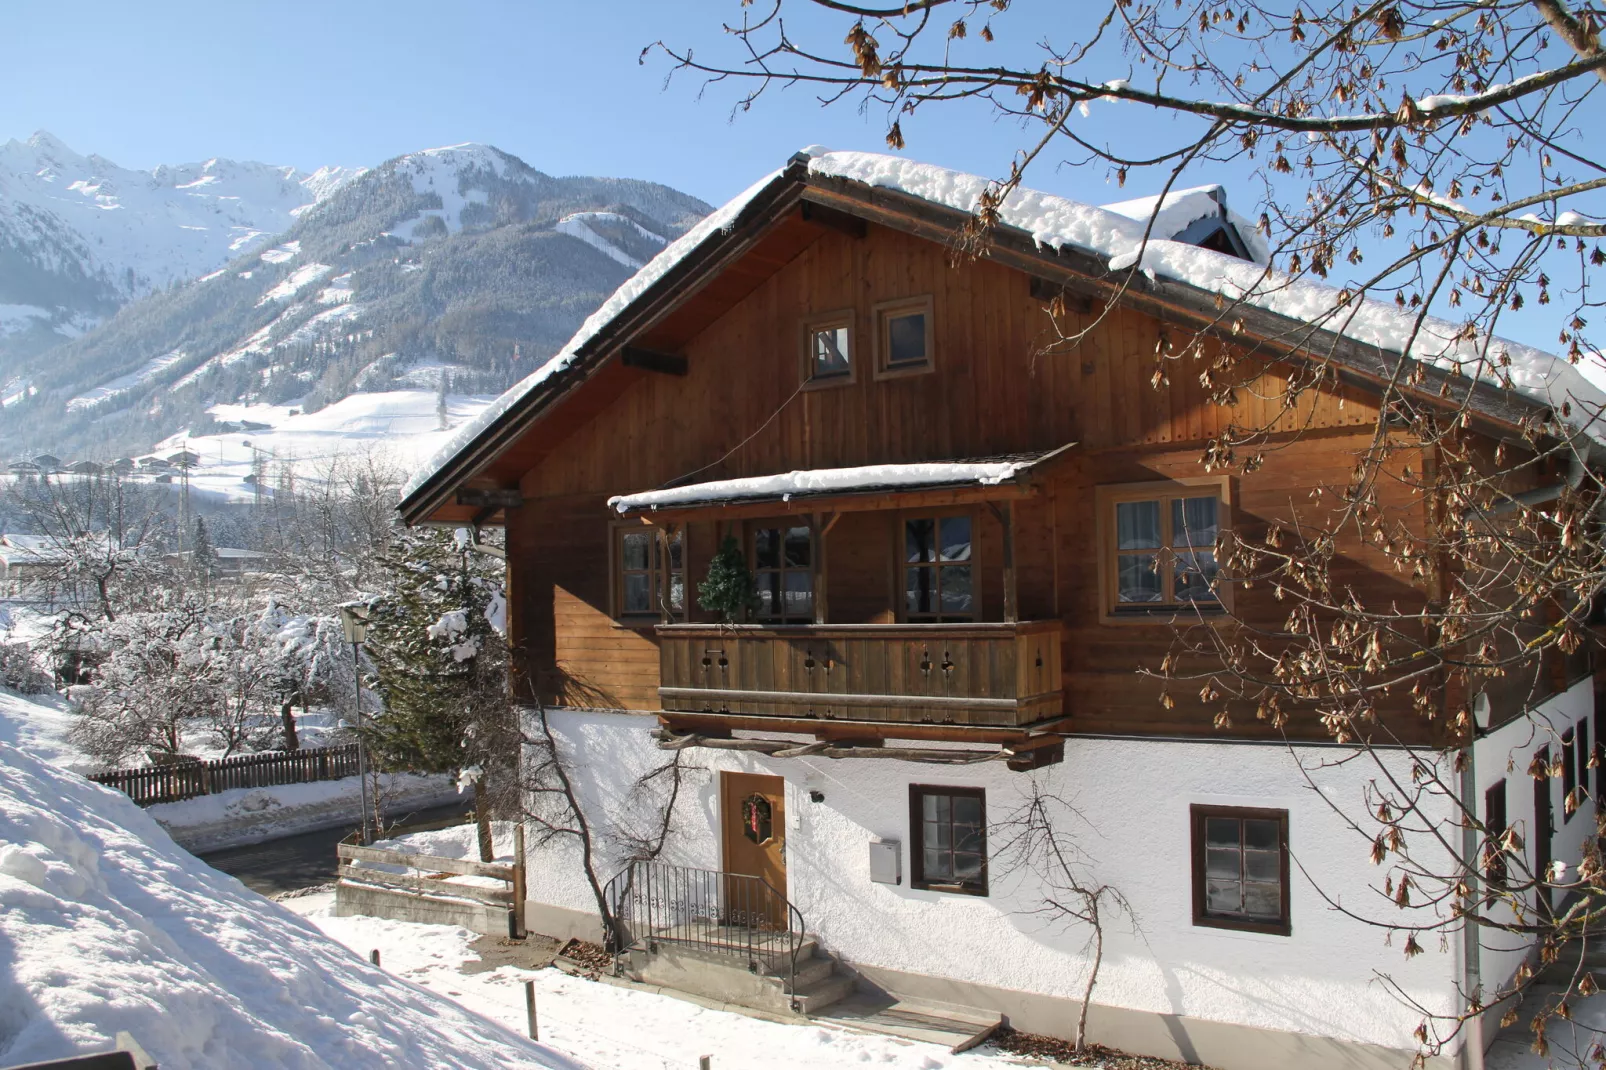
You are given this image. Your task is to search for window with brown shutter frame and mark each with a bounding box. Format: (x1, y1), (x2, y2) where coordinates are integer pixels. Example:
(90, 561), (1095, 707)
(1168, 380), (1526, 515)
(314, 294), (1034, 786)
(1190, 804), (1290, 935)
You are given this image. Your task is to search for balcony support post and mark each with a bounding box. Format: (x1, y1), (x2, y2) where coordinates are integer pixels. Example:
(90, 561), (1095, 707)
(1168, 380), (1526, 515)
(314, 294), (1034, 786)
(809, 512), (839, 625)
(990, 502), (1019, 624)
(655, 521), (680, 625)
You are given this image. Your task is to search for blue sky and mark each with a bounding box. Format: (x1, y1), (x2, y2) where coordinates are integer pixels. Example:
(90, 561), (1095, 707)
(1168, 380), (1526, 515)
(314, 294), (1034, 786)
(1, 0), (1215, 209)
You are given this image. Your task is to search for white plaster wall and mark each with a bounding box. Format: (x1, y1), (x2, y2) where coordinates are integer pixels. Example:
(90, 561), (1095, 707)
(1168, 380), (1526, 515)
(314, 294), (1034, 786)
(524, 708), (1467, 1052)
(1471, 677), (1597, 993)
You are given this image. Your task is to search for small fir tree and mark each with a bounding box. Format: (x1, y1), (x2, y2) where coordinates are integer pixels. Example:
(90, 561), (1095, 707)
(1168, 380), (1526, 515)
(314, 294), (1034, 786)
(191, 517), (218, 584)
(697, 535), (759, 623)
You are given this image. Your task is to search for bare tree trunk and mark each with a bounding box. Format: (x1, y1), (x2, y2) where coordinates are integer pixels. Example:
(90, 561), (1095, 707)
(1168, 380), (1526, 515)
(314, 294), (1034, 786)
(280, 701), (299, 752)
(1075, 894), (1103, 1052)
(474, 777), (494, 862)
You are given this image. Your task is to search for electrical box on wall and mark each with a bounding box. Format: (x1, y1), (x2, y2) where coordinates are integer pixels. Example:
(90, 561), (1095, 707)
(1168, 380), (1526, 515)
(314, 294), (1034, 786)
(869, 839), (902, 885)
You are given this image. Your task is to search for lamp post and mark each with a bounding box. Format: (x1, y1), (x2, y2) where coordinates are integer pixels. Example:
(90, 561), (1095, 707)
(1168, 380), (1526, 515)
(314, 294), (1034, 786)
(338, 601), (373, 844)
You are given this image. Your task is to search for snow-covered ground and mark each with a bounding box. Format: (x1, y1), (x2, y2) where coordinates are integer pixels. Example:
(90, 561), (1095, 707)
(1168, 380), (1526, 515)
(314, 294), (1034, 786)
(285, 892), (1043, 1070)
(0, 741), (572, 1070)
(0, 686), (86, 769)
(150, 390), (498, 502)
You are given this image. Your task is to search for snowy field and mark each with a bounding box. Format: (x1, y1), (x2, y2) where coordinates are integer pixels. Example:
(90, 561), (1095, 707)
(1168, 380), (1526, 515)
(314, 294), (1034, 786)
(284, 892), (1046, 1070)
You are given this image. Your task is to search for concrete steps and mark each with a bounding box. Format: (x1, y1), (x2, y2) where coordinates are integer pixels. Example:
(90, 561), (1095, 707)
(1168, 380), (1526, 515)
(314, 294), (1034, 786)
(620, 930), (852, 1017)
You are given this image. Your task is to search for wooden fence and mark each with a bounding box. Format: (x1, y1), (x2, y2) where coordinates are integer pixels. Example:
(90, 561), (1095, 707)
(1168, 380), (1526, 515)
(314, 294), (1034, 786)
(337, 821), (527, 938)
(88, 743), (361, 807)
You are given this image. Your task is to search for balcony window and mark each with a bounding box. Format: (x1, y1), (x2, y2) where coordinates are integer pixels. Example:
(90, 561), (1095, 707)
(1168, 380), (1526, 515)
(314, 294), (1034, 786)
(904, 515), (972, 622)
(910, 785), (987, 895)
(753, 524), (813, 623)
(614, 526), (683, 620)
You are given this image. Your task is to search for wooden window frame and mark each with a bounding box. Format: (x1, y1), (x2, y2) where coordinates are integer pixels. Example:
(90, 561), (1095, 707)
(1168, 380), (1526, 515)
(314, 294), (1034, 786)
(747, 520), (815, 624)
(609, 521), (685, 625)
(1189, 804), (1291, 936)
(800, 309), (857, 390)
(909, 784), (988, 896)
(1095, 476), (1234, 624)
(1484, 779), (1508, 887)
(872, 294), (936, 381)
(898, 510), (979, 623)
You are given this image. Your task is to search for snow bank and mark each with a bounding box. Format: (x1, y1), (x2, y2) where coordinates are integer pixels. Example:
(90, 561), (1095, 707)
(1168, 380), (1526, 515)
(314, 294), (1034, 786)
(610, 459), (1034, 513)
(0, 687), (87, 770)
(149, 772), (459, 853)
(0, 741), (574, 1069)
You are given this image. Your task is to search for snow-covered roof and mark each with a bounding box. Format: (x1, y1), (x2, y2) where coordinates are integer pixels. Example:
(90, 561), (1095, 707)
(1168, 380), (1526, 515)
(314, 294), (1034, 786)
(609, 451), (1066, 515)
(403, 148), (1606, 513)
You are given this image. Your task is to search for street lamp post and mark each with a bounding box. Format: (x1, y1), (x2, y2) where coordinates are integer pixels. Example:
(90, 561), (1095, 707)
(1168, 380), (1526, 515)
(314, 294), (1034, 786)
(338, 601), (373, 844)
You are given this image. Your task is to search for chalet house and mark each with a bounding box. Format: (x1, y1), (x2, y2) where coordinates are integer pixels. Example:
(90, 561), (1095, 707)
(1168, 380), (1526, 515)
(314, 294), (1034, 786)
(400, 149), (1602, 1070)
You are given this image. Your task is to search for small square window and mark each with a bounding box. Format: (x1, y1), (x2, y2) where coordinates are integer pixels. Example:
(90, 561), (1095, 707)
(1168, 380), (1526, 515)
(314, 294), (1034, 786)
(801, 311), (855, 386)
(910, 785), (987, 894)
(1190, 804), (1289, 935)
(874, 295), (935, 378)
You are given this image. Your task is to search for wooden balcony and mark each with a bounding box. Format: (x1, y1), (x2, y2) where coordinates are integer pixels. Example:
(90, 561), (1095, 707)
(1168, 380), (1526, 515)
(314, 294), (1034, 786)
(656, 621), (1065, 731)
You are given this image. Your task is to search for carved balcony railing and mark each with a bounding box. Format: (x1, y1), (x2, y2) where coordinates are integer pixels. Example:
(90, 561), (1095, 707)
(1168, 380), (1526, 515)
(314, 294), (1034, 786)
(656, 621), (1064, 729)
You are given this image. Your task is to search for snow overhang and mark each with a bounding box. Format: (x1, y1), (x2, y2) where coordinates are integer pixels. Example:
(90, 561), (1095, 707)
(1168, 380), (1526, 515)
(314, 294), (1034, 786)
(608, 445), (1076, 521)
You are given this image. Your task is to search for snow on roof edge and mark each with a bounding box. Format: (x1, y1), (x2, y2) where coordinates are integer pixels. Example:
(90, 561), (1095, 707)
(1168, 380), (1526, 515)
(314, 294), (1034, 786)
(609, 458), (1036, 513)
(404, 148), (1606, 510)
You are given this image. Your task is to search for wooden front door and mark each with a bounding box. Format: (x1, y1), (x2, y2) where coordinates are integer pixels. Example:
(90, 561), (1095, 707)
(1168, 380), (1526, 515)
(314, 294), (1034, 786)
(721, 771), (787, 929)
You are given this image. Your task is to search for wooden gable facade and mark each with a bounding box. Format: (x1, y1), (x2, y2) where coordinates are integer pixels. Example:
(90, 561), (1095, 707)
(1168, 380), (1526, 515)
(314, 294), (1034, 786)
(403, 158), (1582, 759)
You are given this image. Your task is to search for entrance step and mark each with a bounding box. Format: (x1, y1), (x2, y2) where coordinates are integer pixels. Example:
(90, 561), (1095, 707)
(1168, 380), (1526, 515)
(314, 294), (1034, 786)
(815, 992), (1003, 1053)
(622, 936), (851, 1017)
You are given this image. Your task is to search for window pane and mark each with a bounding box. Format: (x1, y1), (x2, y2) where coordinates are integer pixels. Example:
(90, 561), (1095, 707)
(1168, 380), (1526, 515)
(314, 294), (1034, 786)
(1172, 496), (1219, 548)
(1174, 551), (1219, 602)
(669, 573), (685, 612)
(667, 532), (684, 571)
(755, 527), (780, 569)
(623, 573), (651, 613)
(927, 820), (951, 849)
(922, 794), (940, 822)
(1242, 882), (1281, 919)
(784, 570), (813, 619)
(924, 849), (949, 880)
(906, 567), (936, 616)
(1116, 500), (1161, 549)
(813, 325), (851, 377)
(1205, 817), (1241, 848)
(756, 571), (780, 619)
(905, 519), (936, 563)
(621, 532), (650, 571)
(783, 527), (811, 568)
(887, 311), (927, 365)
(1205, 847), (1241, 880)
(939, 516), (972, 562)
(953, 796), (981, 825)
(1117, 554), (1161, 602)
(1243, 819), (1279, 851)
(1205, 879), (1240, 912)
(953, 853), (983, 879)
(941, 565), (973, 616)
(1244, 849), (1280, 883)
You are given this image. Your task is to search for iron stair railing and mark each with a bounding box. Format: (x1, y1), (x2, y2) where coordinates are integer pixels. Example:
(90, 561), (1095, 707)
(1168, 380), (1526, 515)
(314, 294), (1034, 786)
(604, 860), (806, 1006)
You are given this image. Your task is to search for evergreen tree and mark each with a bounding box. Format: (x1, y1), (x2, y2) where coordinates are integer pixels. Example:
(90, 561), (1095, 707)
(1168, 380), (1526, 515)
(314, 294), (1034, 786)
(191, 516), (217, 583)
(697, 535), (759, 623)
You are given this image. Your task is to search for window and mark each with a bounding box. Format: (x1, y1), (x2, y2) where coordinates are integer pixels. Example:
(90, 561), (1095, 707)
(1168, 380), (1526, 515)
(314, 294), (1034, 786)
(1563, 728), (1577, 822)
(1096, 480), (1231, 617)
(614, 526), (684, 619)
(1484, 780), (1508, 886)
(1190, 805), (1290, 935)
(801, 310), (854, 386)
(904, 515), (973, 621)
(752, 524), (813, 623)
(910, 785), (987, 895)
(874, 295), (934, 378)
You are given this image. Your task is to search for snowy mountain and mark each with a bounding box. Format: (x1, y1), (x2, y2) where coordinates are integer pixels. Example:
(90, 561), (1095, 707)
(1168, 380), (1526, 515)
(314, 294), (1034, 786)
(0, 141), (710, 461)
(0, 131), (361, 350)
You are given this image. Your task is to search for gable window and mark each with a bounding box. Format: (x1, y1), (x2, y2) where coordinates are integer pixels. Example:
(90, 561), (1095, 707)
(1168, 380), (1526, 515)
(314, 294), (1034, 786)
(874, 295), (934, 378)
(752, 524), (813, 622)
(1096, 480), (1230, 617)
(614, 526), (683, 619)
(910, 785), (987, 895)
(1484, 780), (1508, 886)
(802, 310), (854, 386)
(904, 515), (973, 621)
(1190, 804), (1290, 935)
